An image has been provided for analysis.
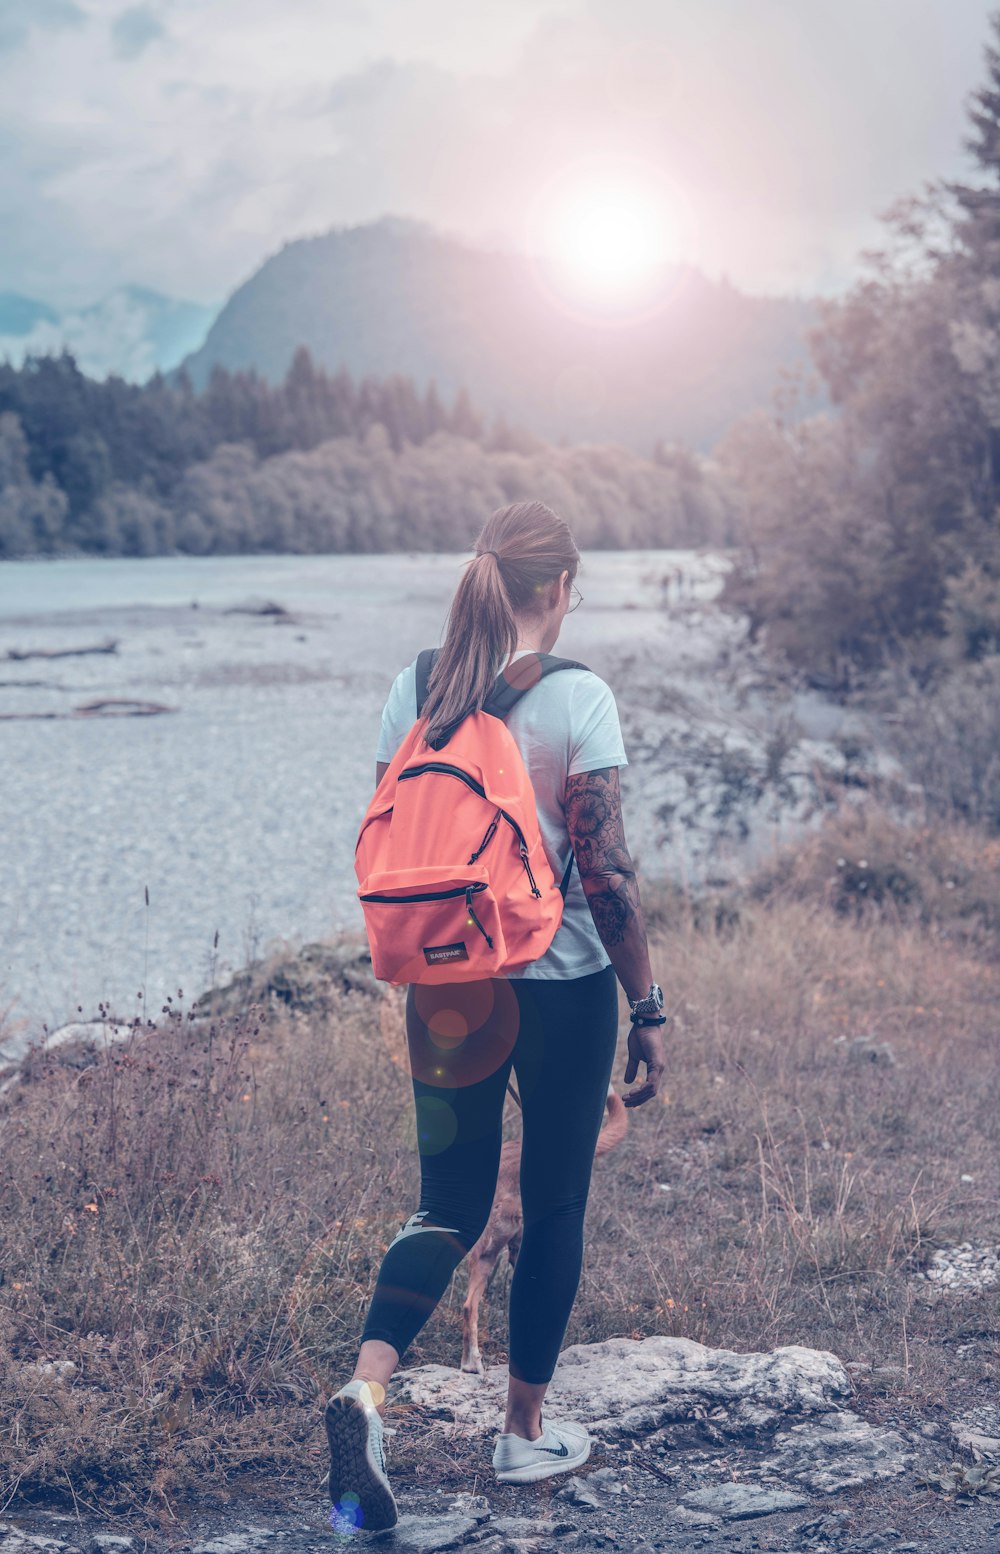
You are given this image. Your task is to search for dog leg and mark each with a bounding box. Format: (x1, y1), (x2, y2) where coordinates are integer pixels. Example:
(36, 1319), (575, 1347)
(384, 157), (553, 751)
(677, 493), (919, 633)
(461, 1239), (505, 1376)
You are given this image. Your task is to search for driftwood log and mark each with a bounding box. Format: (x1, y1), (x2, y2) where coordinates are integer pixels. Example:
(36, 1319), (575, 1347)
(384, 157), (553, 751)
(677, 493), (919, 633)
(5, 639), (119, 661)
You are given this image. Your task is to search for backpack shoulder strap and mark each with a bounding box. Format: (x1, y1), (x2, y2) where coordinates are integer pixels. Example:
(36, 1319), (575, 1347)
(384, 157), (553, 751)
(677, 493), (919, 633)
(484, 652), (589, 902)
(414, 648), (439, 719)
(414, 648), (589, 722)
(482, 652), (589, 720)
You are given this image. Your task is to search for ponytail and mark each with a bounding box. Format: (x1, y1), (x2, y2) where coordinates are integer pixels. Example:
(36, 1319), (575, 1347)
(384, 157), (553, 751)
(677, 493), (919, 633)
(421, 501), (580, 748)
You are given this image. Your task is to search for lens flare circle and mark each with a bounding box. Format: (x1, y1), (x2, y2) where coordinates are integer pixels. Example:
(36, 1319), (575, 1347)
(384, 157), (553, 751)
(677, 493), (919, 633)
(410, 977), (519, 1088)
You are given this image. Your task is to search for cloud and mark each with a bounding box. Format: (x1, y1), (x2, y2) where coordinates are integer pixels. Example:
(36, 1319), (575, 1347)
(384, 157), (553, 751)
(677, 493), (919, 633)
(0, 0), (992, 309)
(0, 293), (159, 380)
(309, 0), (990, 295)
(0, 0), (86, 52)
(111, 5), (165, 61)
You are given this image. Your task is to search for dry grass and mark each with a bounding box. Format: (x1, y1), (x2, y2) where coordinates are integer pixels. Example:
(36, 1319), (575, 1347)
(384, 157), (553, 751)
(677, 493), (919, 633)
(0, 800), (997, 1525)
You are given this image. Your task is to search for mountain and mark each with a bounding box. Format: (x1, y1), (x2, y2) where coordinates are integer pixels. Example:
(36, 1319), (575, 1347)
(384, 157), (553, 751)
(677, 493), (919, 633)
(0, 293), (60, 335)
(0, 287), (217, 381)
(179, 218), (820, 452)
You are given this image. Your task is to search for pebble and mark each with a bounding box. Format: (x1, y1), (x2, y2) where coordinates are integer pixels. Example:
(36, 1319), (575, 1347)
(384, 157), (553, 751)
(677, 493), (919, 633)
(553, 1477), (602, 1511)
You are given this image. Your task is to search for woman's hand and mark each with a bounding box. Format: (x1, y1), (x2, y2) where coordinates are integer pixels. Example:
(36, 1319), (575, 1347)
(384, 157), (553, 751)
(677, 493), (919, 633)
(622, 1020), (667, 1107)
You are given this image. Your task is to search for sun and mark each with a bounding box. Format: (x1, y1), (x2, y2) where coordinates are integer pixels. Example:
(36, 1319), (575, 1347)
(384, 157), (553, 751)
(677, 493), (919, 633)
(548, 184), (671, 294)
(527, 161), (681, 306)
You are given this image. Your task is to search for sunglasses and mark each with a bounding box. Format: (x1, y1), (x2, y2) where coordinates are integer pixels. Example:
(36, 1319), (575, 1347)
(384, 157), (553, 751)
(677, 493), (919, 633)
(567, 583), (583, 612)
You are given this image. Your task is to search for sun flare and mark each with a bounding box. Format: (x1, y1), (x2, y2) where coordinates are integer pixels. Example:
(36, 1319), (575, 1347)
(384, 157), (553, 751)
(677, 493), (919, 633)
(540, 179), (674, 297)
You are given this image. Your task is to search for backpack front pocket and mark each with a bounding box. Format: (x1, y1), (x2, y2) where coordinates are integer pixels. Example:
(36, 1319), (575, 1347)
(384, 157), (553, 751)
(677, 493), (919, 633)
(358, 868), (506, 984)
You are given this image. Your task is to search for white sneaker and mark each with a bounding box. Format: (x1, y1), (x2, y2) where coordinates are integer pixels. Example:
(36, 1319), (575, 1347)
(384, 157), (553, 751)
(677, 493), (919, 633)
(492, 1416), (592, 1483)
(324, 1379), (398, 1531)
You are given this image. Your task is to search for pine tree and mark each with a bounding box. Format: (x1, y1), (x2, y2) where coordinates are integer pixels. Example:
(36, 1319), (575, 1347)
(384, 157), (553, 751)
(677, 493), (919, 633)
(951, 10), (1000, 261)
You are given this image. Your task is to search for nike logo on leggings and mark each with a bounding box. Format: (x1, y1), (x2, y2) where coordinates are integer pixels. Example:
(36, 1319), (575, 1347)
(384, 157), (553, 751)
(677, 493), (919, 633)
(389, 1211), (461, 1244)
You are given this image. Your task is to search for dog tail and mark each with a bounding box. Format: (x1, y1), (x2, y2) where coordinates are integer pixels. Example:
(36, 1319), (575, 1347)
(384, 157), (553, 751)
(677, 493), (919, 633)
(594, 1087), (629, 1157)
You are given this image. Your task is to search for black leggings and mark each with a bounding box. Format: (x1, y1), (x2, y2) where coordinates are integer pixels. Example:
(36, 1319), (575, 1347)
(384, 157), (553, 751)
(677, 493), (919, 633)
(359, 964), (619, 1384)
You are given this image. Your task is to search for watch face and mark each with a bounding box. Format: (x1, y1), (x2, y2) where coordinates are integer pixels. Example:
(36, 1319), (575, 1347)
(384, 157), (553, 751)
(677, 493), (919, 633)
(652, 983), (664, 1008)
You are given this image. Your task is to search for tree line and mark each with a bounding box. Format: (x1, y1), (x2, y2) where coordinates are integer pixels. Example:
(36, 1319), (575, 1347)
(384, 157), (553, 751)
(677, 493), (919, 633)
(716, 14), (1000, 688)
(709, 11), (1000, 830)
(0, 347), (735, 558)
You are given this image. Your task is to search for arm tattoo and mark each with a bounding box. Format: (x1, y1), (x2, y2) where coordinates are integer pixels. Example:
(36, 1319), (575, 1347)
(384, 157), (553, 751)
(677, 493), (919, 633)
(564, 767), (646, 949)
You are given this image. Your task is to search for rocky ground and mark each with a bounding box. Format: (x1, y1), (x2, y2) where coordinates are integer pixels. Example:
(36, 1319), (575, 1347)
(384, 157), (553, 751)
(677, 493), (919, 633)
(2, 1338), (998, 1554)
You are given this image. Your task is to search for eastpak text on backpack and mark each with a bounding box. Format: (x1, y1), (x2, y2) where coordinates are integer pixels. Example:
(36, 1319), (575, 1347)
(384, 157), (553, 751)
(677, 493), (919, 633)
(355, 648), (588, 985)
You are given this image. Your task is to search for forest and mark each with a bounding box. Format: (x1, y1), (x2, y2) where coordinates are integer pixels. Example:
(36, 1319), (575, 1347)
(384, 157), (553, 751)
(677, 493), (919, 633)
(0, 350), (734, 559)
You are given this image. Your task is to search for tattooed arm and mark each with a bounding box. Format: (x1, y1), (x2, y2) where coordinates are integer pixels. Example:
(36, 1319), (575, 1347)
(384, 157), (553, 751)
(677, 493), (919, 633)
(565, 766), (665, 1106)
(564, 766), (654, 1005)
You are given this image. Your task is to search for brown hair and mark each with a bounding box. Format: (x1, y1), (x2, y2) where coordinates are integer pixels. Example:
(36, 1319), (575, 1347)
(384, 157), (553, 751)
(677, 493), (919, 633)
(421, 501), (580, 748)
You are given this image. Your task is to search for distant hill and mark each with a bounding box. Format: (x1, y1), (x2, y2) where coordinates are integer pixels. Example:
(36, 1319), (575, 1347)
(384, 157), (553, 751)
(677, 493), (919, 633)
(0, 293), (60, 335)
(179, 218), (820, 452)
(0, 286), (217, 381)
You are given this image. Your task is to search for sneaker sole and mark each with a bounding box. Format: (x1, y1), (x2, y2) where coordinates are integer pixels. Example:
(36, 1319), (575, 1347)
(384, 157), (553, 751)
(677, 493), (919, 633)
(493, 1433), (592, 1484)
(325, 1392), (398, 1531)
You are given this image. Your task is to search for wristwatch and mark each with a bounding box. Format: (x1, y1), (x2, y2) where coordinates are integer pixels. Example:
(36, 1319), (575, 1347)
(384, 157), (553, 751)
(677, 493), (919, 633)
(629, 982), (665, 1024)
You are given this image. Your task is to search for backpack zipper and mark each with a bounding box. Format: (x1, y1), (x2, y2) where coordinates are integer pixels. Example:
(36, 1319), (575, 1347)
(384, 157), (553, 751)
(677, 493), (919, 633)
(360, 881), (486, 904)
(468, 809), (501, 863)
(358, 879), (494, 949)
(399, 763), (541, 895)
(463, 886), (494, 948)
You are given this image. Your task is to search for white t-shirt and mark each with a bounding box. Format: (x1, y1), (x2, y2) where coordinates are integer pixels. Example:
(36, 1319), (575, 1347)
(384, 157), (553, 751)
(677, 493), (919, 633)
(375, 647), (629, 980)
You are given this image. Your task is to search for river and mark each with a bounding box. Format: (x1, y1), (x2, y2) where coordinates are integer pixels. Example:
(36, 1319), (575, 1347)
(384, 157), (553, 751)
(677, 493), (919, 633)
(0, 550), (888, 1048)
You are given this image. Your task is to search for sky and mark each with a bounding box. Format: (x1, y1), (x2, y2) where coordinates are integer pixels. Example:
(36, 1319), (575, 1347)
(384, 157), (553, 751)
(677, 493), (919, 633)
(0, 0), (993, 312)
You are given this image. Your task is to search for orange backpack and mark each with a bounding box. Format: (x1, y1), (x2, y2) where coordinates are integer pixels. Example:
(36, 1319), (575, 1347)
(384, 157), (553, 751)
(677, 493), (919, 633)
(355, 648), (588, 984)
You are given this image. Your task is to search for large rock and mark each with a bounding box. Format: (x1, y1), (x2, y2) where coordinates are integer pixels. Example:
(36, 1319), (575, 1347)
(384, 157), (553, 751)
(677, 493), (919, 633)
(193, 939), (378, 1017)
(764, 1410), (910, 1491)
(392, 1335), (851, 1439)
(681, 1483), (809, 1520)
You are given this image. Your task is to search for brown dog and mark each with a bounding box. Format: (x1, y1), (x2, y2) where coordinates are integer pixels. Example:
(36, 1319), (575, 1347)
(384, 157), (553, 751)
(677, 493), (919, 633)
(460, 1084), (629, 1375)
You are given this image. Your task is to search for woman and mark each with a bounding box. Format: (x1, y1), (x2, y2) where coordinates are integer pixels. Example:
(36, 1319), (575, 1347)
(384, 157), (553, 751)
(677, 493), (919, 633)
(325, 501), (667, 1531)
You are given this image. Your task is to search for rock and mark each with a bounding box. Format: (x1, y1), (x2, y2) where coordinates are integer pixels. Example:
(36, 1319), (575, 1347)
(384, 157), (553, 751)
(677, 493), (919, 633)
(682, 1483), (809, 1520)
(795, 1510), (849, 1542)
(553, 1476), (601, 1510)
(27, 1360), (78, 1382)
(446, 1496), (492, 1522)
(585, 1467), (625, 1494)
(369, 1514), (492, 1551)
(392, 1336), (852, 1441)
(86, 1538), (134, 1554)
(766, 1410), (909, 1492)
(951, 1404), (1000, 1461)
(488, 1519), (575, 1539)
(669, 1504), (722, 1529)
(9, 1021), (135, 1091)
(848, 1037), (896, 1067)
(194, 939), (378, 1017)
(918, 1242), (1000, 1291)
(190, 1534), (274, 1554)
(190, 1534), (275, 1554)
(0, 1531), (76, 1553)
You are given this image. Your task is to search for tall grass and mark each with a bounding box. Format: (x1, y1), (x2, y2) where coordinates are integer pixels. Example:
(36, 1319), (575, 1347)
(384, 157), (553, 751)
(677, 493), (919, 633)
(0, 802), (996, 1518)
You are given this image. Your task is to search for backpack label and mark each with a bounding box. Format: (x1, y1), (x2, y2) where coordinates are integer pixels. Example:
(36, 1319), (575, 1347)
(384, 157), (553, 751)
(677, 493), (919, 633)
(423, 941), (469, 965)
